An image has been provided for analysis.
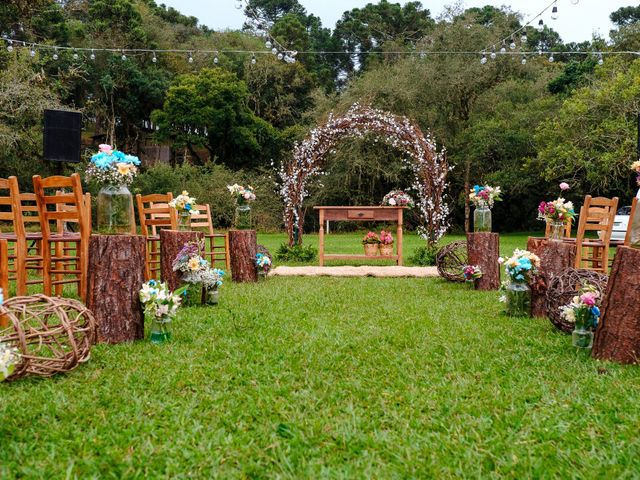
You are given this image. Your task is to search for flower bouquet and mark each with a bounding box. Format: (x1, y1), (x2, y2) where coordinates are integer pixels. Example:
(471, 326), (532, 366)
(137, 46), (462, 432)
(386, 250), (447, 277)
(172, 241), (209, 306)
(202, 268), (225, 305)
(470, 185), (502, 232)
(499, 249), (541, 317)
(256, 253), (272, 278)
(139, 280), (183, 343)
(0, 342), (20, 381)
(228, 184), (256, 229)
(381, 190), (414, 208)
(560, 283), (601, 349)
(86, 144), (140, 234)
(538, 184), (576, 241)
(462, 265), (483, 287)
(379, 230), (394, 256)
(169, 191), (199, 231)
(632, 161), (640, 188)
(362, 231), (380, 256)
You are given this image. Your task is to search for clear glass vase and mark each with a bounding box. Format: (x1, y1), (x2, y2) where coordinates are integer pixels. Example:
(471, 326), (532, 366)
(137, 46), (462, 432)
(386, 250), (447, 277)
(234, 204), (252, 230)
(474, 207), (492, 233)
(177, 211), (191, 232)
(97, 185), (134, 235)
(150, 315), (171, 344)
(505, 281), (531, 317)
(572, 310), (594, 349)
(206, 288), (219, 305)
(182, 283), (204, 306)
(548, 221), (566, 241)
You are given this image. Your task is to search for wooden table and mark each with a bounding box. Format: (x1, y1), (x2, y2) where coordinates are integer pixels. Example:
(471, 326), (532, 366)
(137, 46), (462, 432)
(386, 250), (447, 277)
(314, 206), (405, 266)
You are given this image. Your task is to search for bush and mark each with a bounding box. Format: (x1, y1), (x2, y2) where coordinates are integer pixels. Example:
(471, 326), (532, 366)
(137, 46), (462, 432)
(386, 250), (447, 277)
(409, 244), (439, 266)
(275, 243), (318, 262)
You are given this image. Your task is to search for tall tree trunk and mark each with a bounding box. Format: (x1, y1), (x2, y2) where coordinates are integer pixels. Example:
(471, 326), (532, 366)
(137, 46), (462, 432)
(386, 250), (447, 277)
(464, 160), (471, 233)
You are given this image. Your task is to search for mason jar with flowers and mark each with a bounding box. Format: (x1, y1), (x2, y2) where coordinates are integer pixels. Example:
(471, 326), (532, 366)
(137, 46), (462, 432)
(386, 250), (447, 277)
(538, 183), (576, 241)
(362, 231), (380, 256)
(86, 144), (140, 234)
(172, 241), (208, 306)
(469, 185), (502, 232)
(202, 268), (225, 305)
(499, 249), (541, 317)
(256, 253), (272, 279)
(462, 265), (483, 289)
(228, 184), (256, 229)
(379, 230), (394, 256)
(169, 191), (199, 231)
(139, 280), (183, 343)
(559, 283), (601, 349)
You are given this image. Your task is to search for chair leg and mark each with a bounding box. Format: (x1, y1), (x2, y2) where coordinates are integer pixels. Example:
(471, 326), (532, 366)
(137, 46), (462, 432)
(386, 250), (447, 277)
(42, 241), (53, 297)
(15, 238), (27, 296)
(54, 241), (64, 297)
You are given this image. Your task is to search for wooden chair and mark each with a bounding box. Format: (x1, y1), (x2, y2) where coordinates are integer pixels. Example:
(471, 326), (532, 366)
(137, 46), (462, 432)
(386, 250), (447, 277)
(624, 197), (638, 247)
(136, 193), (176, 280)
(0, 176), (44, 296)
(32, 174), (90, 302)
(545, 218), (572, 239)
(0, 238), (8, 300)
(574, 195), (619, 273)
(191, 204), (230, 270)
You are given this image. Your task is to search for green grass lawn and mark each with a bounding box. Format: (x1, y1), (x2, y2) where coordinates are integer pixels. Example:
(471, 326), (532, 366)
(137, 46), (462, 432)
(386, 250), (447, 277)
(2, 232), (638, 478)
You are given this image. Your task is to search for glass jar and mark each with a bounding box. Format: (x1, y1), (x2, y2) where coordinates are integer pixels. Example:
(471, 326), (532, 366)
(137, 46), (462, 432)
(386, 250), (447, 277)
(182, 283), (203, 306)
(631, 198), (640, 248)
(548, 221), (566, 241)
(505, 281), (531, 317)
(97, 185), (134, 235)
(572, 310), (594, 349)
(234, 204), (252, 230)
(150, 315), (171, 344)
(474, 207), (492, 233)
(206, 288), (219, 305)
(177, 211), (191, 232)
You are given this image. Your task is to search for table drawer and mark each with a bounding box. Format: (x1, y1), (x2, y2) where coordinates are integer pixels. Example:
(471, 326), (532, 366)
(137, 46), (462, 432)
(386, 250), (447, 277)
(347, 209), (375, 220)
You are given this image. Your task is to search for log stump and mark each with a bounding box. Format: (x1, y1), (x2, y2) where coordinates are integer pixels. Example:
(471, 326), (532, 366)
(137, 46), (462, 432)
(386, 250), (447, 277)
(160, 230), (204, 292)
(466, 233), (500, 290)
(87, 234), (146, 344)
(527, 237), (576, 317)
(229, 229), (257, 283)
(592, 246), (640, 364)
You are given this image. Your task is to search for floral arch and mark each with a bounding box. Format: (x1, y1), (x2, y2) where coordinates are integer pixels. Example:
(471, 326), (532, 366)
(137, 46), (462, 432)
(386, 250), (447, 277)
(278, 104), (450, 247)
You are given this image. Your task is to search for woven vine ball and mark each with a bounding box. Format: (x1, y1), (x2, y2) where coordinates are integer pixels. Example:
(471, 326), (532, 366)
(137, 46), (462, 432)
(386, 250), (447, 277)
(0, 295), (96, 380)
(545, 268), (608, 333)
(436, 240), (468, 282)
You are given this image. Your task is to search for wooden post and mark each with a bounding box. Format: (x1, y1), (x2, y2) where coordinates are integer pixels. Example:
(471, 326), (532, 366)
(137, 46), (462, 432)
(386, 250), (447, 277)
(229, 229), (258, 282)
(319, 209), (325, 267)
(467, 233), (500, 290)
(396, 208), (403, 266)
(160, 230), (204, 292)
(0, 239), (8, 328)
(86, 234), (146, 344)
(527, 237), (576, 317)
(592, 246), (640, 364)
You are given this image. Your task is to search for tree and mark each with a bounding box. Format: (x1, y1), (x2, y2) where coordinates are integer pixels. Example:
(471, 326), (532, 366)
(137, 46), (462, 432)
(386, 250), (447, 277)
(151, 68), (279, 169)
(610, 6), (640, 26)
(243, 0), (307, 24)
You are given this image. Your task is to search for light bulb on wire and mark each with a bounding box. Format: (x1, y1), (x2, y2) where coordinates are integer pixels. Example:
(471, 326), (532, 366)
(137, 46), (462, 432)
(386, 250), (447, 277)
(598, 54), (603, 65)
(277, 52), (283, 60)
(500, 41), (506, 54)
(509, 37), (516, 50)
(188, 52), (194, 63)
(152, 52), (157, 63)
(521, 56), (527, 65)
(537, 19), (544, 32)
(251, 54), (256, 65)
(30, 47), (36, 57)
(480, 53), (487, 65)
(551, 3), (559, 20)
(490, 45), (496, 60)
(521, 33), (527, 44)
(571, 0), (579, 4)
(271, 47), (278, 55)
(548, 54), (554, 63)
(214, 53), (219, 64)
(73, 50), (79, 60)
(53, 49), (59, 60)
(90, 49), (96, 60)
(6, 41), (13, 53)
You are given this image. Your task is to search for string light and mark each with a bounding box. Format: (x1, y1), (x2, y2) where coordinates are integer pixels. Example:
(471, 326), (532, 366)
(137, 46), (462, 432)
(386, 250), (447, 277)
(521, 55), (527, 65)
(480, 52), (487, 64)
(521, 33), (527, 44)
(548, 54), (554, 62)
(152, 51), (157, 63)
(251, 54), (257, 65)
(490, 45), (496, 60)
(598, 53), (604, 65)
(73, 50), (79, 60)
(509, 37), (516, 50)
(188, 52), (194, 63)
(265, 40), (272, 49)
(30, 47), (36, 57)
(121, 50), (127, 61)
(90, 49), (95, 60)
(537, 19), (544, 32)
(7, 40), (13, 53)
(52, 48), (58, 61)
(214, 52), (219, 64)
(500, 41), (506, 54)
(551, 2), (559, 20)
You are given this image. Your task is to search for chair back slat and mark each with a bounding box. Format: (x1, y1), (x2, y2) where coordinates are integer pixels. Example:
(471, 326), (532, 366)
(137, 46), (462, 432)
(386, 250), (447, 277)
(188, 204), (214, 235)
(574, 195), (619, 273)
(136, 193), (176, 237)
(33, 174), (88, 238)
(0, 176), (33, 237)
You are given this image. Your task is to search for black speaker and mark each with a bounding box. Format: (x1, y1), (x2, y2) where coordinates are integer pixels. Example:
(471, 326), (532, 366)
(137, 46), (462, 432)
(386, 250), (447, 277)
(43, 110), (82, 163)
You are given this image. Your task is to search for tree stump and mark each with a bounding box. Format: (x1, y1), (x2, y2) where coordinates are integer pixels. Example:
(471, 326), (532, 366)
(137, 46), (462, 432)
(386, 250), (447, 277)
(86, 234), (146, 344)
(466, 233), (500, 290)
(160, 230), (204, 292)
(229, 229), (257, 283)
(592, 246), (640, 364)
(527, 237), (576, 317)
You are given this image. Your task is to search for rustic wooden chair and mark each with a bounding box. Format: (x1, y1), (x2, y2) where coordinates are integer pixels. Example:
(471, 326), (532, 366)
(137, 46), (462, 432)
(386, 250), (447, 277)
(574, 195), (619, 274)
(136, 193), (176, 280)
(32, 174), (90, 302)
(0, 176), (45, 296)
(191, 204), (230, 270)
(624, 197), (638, 247)
(545, 218), (572, 239)
(0, 238), (8, 299)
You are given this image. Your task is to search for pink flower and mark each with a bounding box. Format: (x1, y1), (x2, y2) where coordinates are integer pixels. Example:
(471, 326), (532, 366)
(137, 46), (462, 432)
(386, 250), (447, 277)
(538, 202), (547, 214)
(99, 144), (113, 154)
(243, 192), (251, 200)
(559, 182), (570, 191)
(580, 292), (597, 307)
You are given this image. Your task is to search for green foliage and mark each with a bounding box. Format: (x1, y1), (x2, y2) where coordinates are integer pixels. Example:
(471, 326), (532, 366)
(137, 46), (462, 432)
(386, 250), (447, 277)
(274, 243), (318, 262)
(548, 59), (597, 95)
(88, 0), (147, 45)
(610, 6), (640, 27)
(408, 244), (439, 266)
(152, 68), (280, 169)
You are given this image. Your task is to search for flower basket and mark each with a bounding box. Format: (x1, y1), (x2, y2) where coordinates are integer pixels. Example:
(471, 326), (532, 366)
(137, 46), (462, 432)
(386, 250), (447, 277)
(379, 244), (394, 256)
(363, 244), (379, 256)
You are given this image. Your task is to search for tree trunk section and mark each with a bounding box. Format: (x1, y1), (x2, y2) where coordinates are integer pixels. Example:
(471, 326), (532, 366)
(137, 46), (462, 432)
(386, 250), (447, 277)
(160, 230), (204, 292)
(592, 246), (640, 364)
(527, 237), (576, 317)
(466, 233), (500, 290)
(229, 229), (257, 282)
(87, 234), (146, 344)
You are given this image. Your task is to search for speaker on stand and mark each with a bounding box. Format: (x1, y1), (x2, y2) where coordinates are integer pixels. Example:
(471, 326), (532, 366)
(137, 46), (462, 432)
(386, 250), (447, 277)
(43, 109), (82, 174)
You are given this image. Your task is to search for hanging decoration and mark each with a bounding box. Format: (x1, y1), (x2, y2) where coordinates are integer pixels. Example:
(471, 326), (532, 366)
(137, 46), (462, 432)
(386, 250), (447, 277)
(277, 104), (449, 247)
